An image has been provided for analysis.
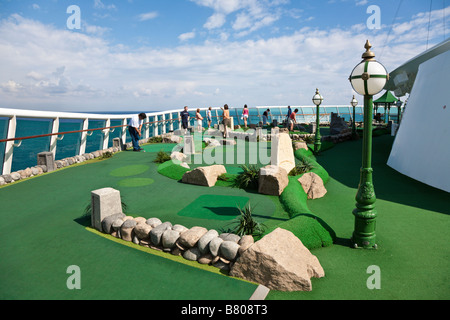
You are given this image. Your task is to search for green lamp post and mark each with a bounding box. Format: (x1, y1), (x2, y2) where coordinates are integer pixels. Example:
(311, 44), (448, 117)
(349, 40), (389, 249)
(312, 88), (324, 155)
(351, 95), (358, 139)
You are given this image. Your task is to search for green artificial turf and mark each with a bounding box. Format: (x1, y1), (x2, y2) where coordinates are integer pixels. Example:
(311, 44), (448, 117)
(157, 160), (190, 181)
(177, 194), (251, 221)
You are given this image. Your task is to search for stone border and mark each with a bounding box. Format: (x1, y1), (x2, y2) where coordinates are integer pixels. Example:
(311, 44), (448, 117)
(98, 213), (255, 273)
(0, 146), (122, 186)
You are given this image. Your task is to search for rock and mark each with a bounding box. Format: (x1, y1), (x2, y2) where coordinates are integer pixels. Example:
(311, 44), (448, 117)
(197, 230), (219, 254)
(171, 247), (182, 256)
(238, 235), (254, 255)
(220, 241), (240, 261)
(182, 165), (227, 187)
(258, 165), (289, 196)
(31, 167), (40, 176)
(221, 233), (241, 243)
(112, 219), (124, 231)
(146, 218), (162, 228)
(183, 247), (202, 261)
(134, 223), (152, 240)
(271, 132), (296, 174)
(134, 217), (147, 224)
(101, 213), (126, 234)
(213, 261), (230, 271)
(2, 174), (13, 183)
(162, 229), (180, 249)
(172, 224), (188, 233)
(140, 239), (151, 248)
(180, 162), (190, 169)
(229, 228), (325, 292)
(298, 172), (327, 200)
(121, 219), (137, 242)
(330, 112), (349, 135)
(178, 227), (208, 248)
(171, 152), (188, 162)
(150, 222), (173, 246)
(198, 254), (214, 265)
(293, 141), (308, 151)
(0, 176), (5, 186)
(10, 172), (21, 181)
(209, 237), (224, 256)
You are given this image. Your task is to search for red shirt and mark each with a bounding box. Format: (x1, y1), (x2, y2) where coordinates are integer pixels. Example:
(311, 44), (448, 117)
(290, 112), (296, 120)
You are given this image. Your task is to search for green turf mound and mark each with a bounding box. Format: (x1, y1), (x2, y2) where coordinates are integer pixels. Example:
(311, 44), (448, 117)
(157, 160), (190, 181)
(294, 148), (329, 184)
(262, 214), (335, 250)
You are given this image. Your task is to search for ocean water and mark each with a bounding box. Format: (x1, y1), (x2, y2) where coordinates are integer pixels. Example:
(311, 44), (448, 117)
(0, 106), (394, 173)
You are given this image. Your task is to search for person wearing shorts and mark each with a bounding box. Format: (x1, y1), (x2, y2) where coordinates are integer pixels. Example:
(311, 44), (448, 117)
(221, 104), (231, 138)
(196, 108), (204, 132)
(242, 104), (249, 128)
(207, 107), (212, 128)
(289, 109), (298, 131)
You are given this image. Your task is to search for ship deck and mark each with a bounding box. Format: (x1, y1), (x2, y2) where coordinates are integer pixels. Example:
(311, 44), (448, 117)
(0, 134), (448, 300)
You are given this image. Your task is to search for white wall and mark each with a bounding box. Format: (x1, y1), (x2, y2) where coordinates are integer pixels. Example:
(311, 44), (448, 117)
(387, 50), (450, 192)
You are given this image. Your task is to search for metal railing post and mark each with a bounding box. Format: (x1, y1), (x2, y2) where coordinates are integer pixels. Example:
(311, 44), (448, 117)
(2, 115), (17, 175)
(79, 118), (89, 155)
(102, 119), (111, 150)
(49, 117), (60, 158)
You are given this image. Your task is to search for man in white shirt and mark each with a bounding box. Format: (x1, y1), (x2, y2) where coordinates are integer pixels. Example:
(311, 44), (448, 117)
(128, 113), (147, 152)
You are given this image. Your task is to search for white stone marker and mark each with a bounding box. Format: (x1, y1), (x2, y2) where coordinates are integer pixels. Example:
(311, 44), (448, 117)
(91, 188), (123, 232)
(271, 132), (296, 174)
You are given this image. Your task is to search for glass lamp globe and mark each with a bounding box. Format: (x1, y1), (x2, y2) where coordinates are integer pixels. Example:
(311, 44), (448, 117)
(349, 40), (388, 96)
(312, 88), (324, 106)
(351, 96), (358, 107)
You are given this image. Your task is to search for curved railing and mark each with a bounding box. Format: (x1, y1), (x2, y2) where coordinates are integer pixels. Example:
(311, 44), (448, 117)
(0, 105), (363, 175)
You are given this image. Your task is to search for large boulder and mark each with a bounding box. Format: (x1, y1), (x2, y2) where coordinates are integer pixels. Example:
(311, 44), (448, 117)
(229, 228), (325, 292)
(298, 172), (327, 200)
(182, 165), (227, 187)
(258, 165), (289, 196)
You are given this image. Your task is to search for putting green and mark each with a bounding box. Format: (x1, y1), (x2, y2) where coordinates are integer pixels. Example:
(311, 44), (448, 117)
(110, 164), (149, 177)
(177, 195), (250, 221)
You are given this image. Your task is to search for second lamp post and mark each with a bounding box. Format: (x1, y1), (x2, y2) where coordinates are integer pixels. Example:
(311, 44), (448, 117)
(312, 88), (324, 155)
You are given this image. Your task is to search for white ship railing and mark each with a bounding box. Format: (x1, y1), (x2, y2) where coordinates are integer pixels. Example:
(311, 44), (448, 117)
(0, 105), (361, 175)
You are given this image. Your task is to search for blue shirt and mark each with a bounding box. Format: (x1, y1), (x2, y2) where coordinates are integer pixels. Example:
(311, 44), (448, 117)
(180, 111), (190, 122)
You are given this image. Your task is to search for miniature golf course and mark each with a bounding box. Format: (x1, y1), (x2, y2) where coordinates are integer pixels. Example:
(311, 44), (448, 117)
(0, 134), (448, 300)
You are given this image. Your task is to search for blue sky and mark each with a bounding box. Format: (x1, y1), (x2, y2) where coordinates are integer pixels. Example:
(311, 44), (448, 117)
(0, 0), (448, 112)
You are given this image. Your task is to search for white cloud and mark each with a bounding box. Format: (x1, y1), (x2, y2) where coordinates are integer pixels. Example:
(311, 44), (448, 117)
(179, 31), (196, 42)
(204, 13), (226, 29)
(138, 11), (159, 22)
(0, 9), (447, 111)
